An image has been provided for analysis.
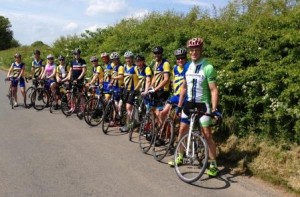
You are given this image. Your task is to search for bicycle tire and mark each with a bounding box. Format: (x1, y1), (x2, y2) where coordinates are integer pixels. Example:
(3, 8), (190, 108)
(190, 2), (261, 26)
(24, 86), (34, 108)
(61, 92), (73, 116)
(31, 88), (49, 111)
(119, 101), (127, 126)
(174, 132), (208, 183)
(138, 112), (155, 154)
(10, 87), (14, 109)
(76, 94), (87, 120)
(102, 101), (114, 134)
(128, 105), (138, 141)
(153, 118), (175, 161)
(84, 97), (103, 127)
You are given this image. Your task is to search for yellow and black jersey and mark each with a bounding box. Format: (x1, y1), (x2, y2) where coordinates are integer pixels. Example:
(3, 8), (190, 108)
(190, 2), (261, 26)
(136, 65), (152, 90)
(32, 59), (44, 78)
(124, 64), (139, 91)
(112, 64), (124, 88)
(154, 59), (170, 91)
(92, 65), (104, 84)
(12, 62), (25, 78)
(172, 64), (187, 95)
(56, 65), (70, 80)
(103, 63), (113, 83)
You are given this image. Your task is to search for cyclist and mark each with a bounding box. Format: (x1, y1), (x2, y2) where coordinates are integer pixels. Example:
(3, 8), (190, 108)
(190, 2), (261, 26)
(120, 51), (139, 132)
(41, 54), (57, 97)
(148, 46), (171, 125)
(56, 55), (69, 84)
(101, 52), (113, 101)
(30, 49), (44, 79)
(109, 52), (124, 126)
(6, 53), (26, 107)
(66, 48), (87, 88)
(157, 47), (189, 146)
(169, 37), (220, 177)
(85, 56), (104, 88)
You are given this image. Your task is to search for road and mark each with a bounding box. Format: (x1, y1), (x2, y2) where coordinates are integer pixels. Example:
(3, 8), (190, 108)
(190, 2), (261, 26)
(0, 71), (292, 197)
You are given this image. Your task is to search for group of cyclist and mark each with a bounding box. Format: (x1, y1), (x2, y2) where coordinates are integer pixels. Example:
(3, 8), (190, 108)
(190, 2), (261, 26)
(6, 37), (220, 177)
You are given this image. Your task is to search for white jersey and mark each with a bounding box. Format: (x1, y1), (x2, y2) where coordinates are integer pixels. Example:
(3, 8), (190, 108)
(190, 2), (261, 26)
(184, 58), (217, 104)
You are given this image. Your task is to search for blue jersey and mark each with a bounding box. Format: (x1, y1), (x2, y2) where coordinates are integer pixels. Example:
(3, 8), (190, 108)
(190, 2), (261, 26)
(70, 58), (86, 79)
(32, 59), (44, 78)
(12, 62), (25, 78)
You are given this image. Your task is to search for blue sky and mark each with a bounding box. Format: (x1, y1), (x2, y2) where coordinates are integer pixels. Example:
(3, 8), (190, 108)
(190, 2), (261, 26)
(0, 0), (229, 46)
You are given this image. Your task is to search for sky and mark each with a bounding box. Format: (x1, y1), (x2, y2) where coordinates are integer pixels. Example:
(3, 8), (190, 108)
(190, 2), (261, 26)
(0, 0), (230, 46)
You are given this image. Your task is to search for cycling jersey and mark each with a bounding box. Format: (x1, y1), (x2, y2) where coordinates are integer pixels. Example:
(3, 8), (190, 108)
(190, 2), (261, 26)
(183, 58), (217, 104)
(172, 63), (188, 96)
(124, 64), (139, 91)
(92, 65), (104, 85)
(112, 64), (124, 88)
(32, 59), (44, 78)
(136, 65), (152, 90)
(44, 63), (56, 80)
(70, 58), (86, 80)
(56, 64), (69, 80)
(154, 59), (170, 91)
(12, 62), (25, 78)
(103, 63), (113, 83)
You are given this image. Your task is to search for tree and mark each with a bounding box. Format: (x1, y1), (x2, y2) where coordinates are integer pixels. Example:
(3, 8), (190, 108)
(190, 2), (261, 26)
(0, 16), (20, 50)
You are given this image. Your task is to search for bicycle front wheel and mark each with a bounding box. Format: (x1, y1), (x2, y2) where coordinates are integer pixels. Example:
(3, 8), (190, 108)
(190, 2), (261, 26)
(61, 92), (73, 116)
(174, 132), (208, 183)
(102, 101), (114, 134)
(24, 86), (34, 108)
(84, 97), (103, 126)
(31, 88), (49, 111)
(138, 112), (155, 154)
(153, 118), (175, 161)
(128, 105), (138, 141)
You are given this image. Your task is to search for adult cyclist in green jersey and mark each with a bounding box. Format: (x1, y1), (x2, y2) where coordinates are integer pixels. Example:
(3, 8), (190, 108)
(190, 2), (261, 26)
(169, 37), (220, 177)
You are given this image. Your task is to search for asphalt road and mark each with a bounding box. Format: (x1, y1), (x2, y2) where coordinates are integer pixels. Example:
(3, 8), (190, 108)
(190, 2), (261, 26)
(0, 71), (293, 197)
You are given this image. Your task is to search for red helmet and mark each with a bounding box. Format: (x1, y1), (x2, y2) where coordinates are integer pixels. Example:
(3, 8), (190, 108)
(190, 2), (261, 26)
(187, 37), (204, 48)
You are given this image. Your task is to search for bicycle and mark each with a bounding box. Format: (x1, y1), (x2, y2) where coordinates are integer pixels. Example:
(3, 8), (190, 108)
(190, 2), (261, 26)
(101, 88), (127, 134)
(24, 77), (40, 108)
(128, 93), (146, 141)
(83, 85), (106, 126)
(61, 81), (86, 117)
(5, 77), (17, 109)
(173, 109), (221, 183)
(152, 103), (180, 161)
(49, 82), (66, 114)
(30, 79), (51, 111)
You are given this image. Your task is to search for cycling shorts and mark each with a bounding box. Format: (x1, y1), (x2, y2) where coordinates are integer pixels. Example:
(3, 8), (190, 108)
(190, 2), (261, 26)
(12, 77), (25, 88)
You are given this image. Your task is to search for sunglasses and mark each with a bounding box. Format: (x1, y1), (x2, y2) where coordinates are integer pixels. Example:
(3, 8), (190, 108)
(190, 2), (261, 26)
(91, 60), (98, 62)
(176, 56), (186, 60)
(47, 58), (54, 60)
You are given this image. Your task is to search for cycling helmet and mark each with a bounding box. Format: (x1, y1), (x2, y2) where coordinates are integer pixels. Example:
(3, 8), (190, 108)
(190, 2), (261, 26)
(187, 37), (204, 48)
(90, 56), (98, 62)
(47, 54), (54, 59)
(153, 46), (163, 53)
(135, 54), (145, 61)
(124, 51), (134, 58)
(58, 55), (65, 60)
(101, 52), (109, 57)
(14, 53), (21, 58)
(110, 52), (120, 60)
(33, 49), (41, 55)
(73, 48), (81, 54)
(174, 47), (187, 56)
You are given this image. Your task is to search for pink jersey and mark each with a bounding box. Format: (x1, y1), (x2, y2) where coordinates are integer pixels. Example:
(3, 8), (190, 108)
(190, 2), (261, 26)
(45, 63), (56, 78)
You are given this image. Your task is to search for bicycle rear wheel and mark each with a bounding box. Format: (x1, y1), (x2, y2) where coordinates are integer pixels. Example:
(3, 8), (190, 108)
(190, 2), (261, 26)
(153, 118), (175, 161)
(102, 102), (114, 134)
(9, 87), (14, 109)
(76, 94), (87, 120)
(138, 113), (155, 154)
(24, 86), (34, 108)
(174, 132), (208, 183)
(31, 88), (49, 111)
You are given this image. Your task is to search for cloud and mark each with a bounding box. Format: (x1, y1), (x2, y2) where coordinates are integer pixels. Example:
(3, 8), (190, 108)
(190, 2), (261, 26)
(86, 0), (127, 16)
(63, 22), (79, 31)
(175, 0), (210, 7)
(126, 9), (150, 20)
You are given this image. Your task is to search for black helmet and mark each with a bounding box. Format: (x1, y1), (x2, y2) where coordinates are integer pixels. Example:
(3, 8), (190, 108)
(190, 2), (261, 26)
(135, 54), (145, 61)
(58, 55), (65, 60)
(73, 48), (81, 55)
(174, 47), (187, 56)
(153, 46), (163, 54)
(33, 49), (40, 55)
